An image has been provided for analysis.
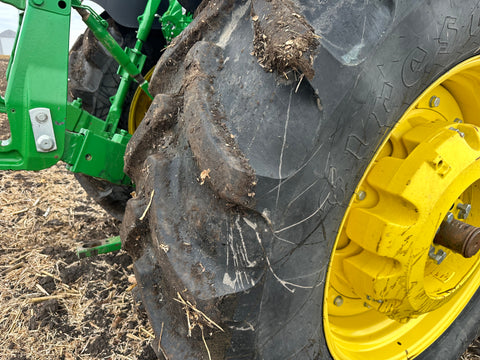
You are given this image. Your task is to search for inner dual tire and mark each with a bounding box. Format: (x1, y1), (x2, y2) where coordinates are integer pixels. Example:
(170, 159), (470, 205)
(68, 15), (164, 220)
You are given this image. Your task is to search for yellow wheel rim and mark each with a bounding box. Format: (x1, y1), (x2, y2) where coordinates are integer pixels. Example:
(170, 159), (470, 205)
(128, 67), (155, 134)
(324, 56), (480, 359)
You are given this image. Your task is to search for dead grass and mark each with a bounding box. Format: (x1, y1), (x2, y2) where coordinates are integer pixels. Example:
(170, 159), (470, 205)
(0, 165), (155, 360)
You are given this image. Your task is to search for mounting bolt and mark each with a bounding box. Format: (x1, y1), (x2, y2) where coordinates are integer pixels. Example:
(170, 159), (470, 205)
(454, 118), (463, 123)
(357, 191), (366, 201)
(429, 96), (441, 107)
(333, 296), (343, 307)
(457, 203), (472, 220)
(36, 135), (54, 151)
(445, 212), (454, 224)
(35, 112), (48, 123)
(429, 245), (447, 265)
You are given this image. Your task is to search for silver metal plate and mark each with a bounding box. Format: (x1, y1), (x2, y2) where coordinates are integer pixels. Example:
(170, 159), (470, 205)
(29, 107), (57, 153)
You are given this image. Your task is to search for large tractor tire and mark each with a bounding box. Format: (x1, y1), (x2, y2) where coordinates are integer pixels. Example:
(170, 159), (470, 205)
(121, 0), (480, 359)
(68, 16), (165, 220)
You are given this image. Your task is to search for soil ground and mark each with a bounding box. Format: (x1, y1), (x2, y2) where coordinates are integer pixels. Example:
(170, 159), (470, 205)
(0, 53), (479, 360)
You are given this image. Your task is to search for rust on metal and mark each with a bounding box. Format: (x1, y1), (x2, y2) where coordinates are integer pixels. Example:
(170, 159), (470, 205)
(434, 218), (480, 258)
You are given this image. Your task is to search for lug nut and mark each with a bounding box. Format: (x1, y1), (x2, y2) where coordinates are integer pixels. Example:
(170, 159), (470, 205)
(429, 96), (441, 107)
(357, 191), (366, 201)
(334, 296), (343, 307)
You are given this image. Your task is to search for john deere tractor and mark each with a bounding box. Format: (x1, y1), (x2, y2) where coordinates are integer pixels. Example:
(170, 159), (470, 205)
(2, 0), (480, 359)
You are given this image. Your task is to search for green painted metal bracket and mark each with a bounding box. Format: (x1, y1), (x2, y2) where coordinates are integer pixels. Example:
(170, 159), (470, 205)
(62, 100), (132, 185)
(0, 96), (5, 114)
(161, 0), (193, 43)
(0, 0), (70, 171)
(77, 236), (122, 259)
(2, 0), (25, 10)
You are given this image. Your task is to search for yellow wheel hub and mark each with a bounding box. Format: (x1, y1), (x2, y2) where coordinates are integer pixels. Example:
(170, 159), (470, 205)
(128, 67), (155, 134)
(324, 56), (480, 359)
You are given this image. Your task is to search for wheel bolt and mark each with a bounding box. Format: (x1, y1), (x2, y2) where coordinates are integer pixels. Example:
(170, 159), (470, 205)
(357, 191), (366, 201)
(429, 96), (441, 107)
(457, 203), (472, 220)
(334, 296), (343, 307)
(36, 135), (54, 151)
(445, 212), (454, 223)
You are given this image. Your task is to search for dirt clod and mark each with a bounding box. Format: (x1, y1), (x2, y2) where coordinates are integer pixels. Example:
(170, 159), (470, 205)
(38, 275), (56, 294)
(252, 0), (320, 80)
(85, 331), (111, 356)
(138, 344), (157, 360)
